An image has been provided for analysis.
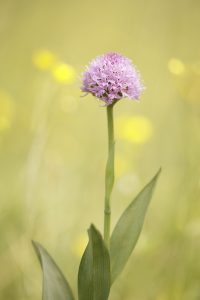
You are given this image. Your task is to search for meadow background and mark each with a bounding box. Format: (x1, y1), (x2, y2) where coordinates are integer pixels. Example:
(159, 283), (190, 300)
(0, 0), (200, 299)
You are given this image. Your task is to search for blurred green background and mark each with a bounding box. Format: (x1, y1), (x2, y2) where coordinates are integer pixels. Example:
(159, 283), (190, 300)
(0, 0), (200, 299)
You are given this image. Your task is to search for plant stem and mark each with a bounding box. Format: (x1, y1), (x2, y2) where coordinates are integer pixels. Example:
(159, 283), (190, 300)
(104, 104), (115, 249)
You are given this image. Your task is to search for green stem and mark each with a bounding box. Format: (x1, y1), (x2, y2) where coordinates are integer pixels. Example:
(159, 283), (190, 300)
(104, 104), (115, 249)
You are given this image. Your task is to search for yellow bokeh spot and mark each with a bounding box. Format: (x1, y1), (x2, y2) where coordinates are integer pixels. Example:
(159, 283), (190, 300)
(51, 63), (76, 84)
(168, 58), (185, 75)
(116, 116), (153, 144)
(72, 234), (88, 258)
(32, 49), (56, 70)
(0, 117), (10, 130)
(0, 90), (14, 132)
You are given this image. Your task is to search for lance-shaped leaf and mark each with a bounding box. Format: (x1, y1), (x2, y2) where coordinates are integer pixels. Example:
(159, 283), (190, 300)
(78, 224), (110, 300)
(32, 241), (75, 300)
(110, 169), (161, 283)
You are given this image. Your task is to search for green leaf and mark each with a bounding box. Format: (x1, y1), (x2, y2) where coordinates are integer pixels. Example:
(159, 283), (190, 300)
(110, 168), (161, 283)
(78, 224), (110, 300)
(32, 241), (75, 300)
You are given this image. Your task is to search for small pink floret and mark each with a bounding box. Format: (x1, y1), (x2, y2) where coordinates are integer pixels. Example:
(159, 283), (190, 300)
(81, 52), (144, 105)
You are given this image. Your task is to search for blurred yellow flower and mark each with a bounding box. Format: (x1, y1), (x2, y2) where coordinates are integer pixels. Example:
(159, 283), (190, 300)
(169, 58), (200, 103)
(168, 58), (185, 75)
(0, 117), (10, 131)
(0, 90), (14, 131)
(32, 49), (56, 70)
(116, 115), (153, 144)
(32, 49), (76, 85)
(72, 234), (88, 258)
(51, 63), (76, 84)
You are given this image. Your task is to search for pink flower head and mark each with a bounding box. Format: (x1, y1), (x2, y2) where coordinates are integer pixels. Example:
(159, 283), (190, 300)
(81, 52), (144, 105)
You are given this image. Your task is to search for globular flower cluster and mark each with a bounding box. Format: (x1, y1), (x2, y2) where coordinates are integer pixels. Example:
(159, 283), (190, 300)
(81, 52), (144, 105)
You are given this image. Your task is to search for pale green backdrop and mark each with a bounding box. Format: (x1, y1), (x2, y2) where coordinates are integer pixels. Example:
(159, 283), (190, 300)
(0, 0), (200, 299)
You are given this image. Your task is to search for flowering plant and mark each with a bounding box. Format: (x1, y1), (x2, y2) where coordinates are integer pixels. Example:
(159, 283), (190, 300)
(33, 52), (161, 300)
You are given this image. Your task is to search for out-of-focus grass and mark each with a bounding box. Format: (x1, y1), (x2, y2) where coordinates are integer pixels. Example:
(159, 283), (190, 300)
(0, 0), (200, 299)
